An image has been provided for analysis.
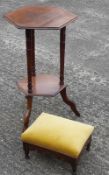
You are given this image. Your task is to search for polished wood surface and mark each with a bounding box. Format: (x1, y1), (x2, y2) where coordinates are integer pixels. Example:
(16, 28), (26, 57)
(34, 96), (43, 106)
(17, 74), (66, 96)
(59, 27), (80, 116)
(4, 5), (77, 29)
(60, 27), (66, 85)
(5, 6), (80, 116)
(26, 29), (35, 94)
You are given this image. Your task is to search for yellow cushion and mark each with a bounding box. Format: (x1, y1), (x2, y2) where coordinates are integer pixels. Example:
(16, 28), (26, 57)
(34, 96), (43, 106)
(21, 113), (94, 158)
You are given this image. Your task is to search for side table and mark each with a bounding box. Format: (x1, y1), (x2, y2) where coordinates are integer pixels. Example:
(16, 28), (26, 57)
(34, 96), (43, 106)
(5, 5), (80, 130)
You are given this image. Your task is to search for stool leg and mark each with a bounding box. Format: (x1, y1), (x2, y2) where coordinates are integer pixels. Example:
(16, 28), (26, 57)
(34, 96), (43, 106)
(23, 142), (30, 159)
(86, 136), (92, 151)
(71, 159), (77, 174)
(60, 88), (80, 117)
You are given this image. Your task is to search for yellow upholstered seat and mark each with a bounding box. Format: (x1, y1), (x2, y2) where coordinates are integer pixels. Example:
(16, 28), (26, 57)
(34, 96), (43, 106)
(21, 113), (94, 158)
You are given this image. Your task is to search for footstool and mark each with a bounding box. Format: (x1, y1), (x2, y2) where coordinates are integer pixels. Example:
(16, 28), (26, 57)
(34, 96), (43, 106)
(21, 113), (94, 173)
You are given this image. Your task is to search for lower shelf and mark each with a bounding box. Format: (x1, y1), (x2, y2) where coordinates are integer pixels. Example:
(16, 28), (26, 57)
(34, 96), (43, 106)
(17, 74), (66, 97)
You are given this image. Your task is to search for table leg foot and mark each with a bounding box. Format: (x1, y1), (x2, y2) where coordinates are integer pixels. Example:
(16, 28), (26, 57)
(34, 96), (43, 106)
(60, 88), (80, 117)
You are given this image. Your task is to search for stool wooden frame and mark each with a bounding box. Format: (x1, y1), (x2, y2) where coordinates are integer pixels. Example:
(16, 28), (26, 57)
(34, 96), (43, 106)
(23, 133), (92, 173)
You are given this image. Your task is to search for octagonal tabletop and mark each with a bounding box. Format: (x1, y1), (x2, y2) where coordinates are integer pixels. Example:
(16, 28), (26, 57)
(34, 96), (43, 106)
(4, 5), (77, 30)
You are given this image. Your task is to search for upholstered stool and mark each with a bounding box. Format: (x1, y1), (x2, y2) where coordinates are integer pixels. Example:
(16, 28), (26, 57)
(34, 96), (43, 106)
(21, 113), (94, 173)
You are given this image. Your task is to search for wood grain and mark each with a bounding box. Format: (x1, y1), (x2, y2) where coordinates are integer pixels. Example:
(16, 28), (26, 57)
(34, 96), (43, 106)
(17, 74), (66, 96)
(4, 5), (77, 29)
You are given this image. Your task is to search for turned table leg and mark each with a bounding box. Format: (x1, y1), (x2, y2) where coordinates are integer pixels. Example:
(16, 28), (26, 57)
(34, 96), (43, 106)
(23, 29), (36, 158)
(23, 29), (36, 128)
(26, 29), (36, 93)
(23, 29), (35, 130)
(59, 27), (80, 117)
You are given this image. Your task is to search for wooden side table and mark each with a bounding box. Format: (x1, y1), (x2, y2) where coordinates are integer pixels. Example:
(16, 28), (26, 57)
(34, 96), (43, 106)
(5, 5), (80, 130)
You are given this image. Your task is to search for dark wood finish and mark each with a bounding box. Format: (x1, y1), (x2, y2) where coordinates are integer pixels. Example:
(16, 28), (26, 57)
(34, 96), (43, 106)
(4, 5), (77, 30)
(23, 142), (30, 159)
(86, 136), (92, 151)
(5, 5), (80, 116)
(60, 27), (66, 85)
(17, 75), (66, 96)
(59, 27), (80, 116)
(26, 29), (33, 93)
(26, 29), (36, 76)
(60, 88), (80, 116)
(23, 96), (33, 131)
